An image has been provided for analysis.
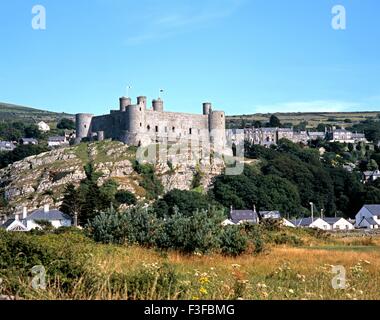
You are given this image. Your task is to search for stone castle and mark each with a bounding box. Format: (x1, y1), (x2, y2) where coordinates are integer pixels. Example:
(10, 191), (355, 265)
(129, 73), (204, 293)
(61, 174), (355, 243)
(75, 96), (226, 148)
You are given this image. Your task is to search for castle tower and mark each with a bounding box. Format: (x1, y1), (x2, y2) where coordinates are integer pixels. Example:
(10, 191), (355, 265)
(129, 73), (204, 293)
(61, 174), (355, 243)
(152, 98), (164, 112)
(209, 110), (226, 149)
(137, 96), (147, 109)
(203, 102), (212, 115)
(75, 113), (94, 144)
(119, 96), (131, 112)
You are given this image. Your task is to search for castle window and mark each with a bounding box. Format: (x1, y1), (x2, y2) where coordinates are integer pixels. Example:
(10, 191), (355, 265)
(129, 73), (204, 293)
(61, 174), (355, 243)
(155, 126), (159, 133)
(172, 127), (175, 132)
(147, 125), (151, 131)
(84, 125), (87, 128)
(140, 108), (142, 111)
(165, 127), (168, 133)
(189, 128), (192, 135)
(140, 123), (142, 127)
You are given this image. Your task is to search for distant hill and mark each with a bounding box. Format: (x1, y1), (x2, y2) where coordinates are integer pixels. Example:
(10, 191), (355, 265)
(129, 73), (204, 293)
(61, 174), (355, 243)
(0, 102), (74, 124)
(227, 111), (380, 129)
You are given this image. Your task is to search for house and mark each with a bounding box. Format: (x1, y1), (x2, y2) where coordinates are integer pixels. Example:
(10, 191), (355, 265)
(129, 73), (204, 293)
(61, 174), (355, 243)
(291, 217), (331, 231)
(24, 205), (72, 230)
(0, 211), (28, 232)
(356, 205), (380, 229)
(222, 207), (260, 226)
(20, 138), (38, 145)
(308, 132), (326, 141)
(0, 141), (16, 152)
(323, 217), (354, 231)
(38, 121), (50, 132)
(260, 210), (281, 219)
(363, 170), (380, 183)
(48, 136), (68, 147)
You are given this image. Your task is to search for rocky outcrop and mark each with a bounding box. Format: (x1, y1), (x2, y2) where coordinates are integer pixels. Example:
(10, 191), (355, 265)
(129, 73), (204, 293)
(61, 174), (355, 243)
(0, 141), (225, 214)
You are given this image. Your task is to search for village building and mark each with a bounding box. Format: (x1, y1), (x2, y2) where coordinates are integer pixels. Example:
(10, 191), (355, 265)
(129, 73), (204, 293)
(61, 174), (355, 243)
(20, 138), (38, 145)
(0, 141), (16, 152)
(363, 170), (380, 183)
(323, 217), (354, 231)
(38, 121), (50, 132)
(48, 136), (69, 148)
(356, 205), (380, 229)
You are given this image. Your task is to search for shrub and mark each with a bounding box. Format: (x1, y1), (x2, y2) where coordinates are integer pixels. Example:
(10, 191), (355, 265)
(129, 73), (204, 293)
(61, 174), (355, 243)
(155, 208), (225, 254)
(0, 230), (91, 296)
(220, 226), (248, 256)
(115, 190), (137, 205)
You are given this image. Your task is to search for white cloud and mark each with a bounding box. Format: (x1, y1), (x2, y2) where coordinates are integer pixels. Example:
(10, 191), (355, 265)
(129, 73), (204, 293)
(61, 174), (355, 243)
(254, 100), (361, 113)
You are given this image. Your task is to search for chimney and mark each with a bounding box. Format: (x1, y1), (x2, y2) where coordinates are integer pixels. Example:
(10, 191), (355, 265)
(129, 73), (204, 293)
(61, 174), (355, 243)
(22, 207), (28, 220)
(43, 204), (50, 213)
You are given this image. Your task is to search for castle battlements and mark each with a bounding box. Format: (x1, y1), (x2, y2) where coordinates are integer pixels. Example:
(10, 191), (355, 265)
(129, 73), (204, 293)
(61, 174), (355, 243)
(75, 96), (226, 148)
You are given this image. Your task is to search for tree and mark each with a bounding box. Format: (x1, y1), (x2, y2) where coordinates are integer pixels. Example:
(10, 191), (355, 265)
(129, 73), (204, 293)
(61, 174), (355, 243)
(269, 115), (281, 128)
(57, 118), (75, 130)
(60, 183), (83, 219)
(154, 189), (213, 218)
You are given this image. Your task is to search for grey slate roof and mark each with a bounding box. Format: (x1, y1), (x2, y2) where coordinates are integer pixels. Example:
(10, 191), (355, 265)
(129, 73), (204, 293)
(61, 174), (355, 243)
(359, 217), (379, 226)
(230, 210), (259, 224)
(21, 138), (38, 144)
(26, 209), (71, 221)
(323, 217), (342, 225)
(1, 218), (16, 229)
(291, 217), (315, 227)
(0, 141), (16, 150)
(364, 205), (380, 216)
(48, 136), (66, 142)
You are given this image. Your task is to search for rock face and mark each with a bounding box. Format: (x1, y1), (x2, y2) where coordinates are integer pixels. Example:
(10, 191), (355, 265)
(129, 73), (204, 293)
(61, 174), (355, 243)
(0, 141), (225, 214)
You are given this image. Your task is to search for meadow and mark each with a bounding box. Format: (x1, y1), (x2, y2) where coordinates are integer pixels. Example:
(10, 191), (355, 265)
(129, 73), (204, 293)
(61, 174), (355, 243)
(1, 228), (379, 300)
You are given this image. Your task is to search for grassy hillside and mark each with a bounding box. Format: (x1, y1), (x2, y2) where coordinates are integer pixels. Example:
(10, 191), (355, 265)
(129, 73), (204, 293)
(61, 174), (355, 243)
(0, 102), (74, 124)
(227, 111), (380, 129)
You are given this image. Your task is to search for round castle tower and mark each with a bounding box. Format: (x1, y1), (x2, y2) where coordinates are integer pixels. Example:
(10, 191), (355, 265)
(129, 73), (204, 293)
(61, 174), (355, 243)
(209, 110), (226, 148)
(152, 98), (164, 112)
(119, 96), (132, 112)
(203, 102), (212, 115)
(75, 113), (94, 144)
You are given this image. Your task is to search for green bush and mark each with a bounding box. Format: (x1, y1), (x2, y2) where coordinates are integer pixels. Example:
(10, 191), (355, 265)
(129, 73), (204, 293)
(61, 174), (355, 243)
(220, 226), (248, 256)
(0, 230), (91, 295)
(115, 190), (137, 205)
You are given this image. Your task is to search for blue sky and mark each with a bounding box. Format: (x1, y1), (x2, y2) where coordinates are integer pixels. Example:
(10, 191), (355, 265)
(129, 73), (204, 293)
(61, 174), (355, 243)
(0, 0), (379, 116)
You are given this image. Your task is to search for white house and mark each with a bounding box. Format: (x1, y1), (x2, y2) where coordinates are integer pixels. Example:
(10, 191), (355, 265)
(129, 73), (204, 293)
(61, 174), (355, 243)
(24, 205), (72, 230)
(48, 136), (68, 148)
(0, 141), (16, 152)
(291, 217), (331, 231)
(356, 205), (380, 229)
(323, 217), (354, 231)
(0, 212), (28, 232)
(38, 121), (50, 132)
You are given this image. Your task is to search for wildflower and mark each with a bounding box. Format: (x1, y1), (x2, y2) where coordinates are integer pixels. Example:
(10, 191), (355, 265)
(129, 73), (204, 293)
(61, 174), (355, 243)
(289, 289), (295, 294)
(199, 276), (209, 285)
(257, 283), (267, 289)
(363, 260), (371, 265)
(192, 296), (200, 300)
(199, 287), (208, 296)
(231, 264), (241, 269)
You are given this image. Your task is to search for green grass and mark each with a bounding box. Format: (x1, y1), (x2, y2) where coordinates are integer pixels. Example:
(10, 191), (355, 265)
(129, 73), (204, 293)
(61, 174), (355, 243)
(302, 245), (379, 252)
